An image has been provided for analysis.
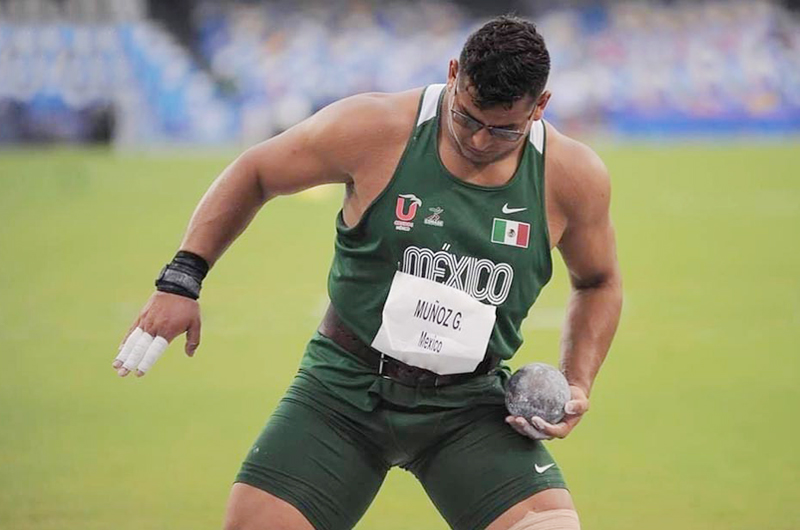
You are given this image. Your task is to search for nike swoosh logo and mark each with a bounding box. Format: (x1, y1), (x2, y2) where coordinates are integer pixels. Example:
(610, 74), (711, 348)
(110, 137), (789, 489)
(535, 463), (555, 474)
(502, 204), (527, 214)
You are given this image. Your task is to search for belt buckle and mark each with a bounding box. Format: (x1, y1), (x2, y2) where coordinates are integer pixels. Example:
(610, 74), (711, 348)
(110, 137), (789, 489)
(378, 353), (392, 380)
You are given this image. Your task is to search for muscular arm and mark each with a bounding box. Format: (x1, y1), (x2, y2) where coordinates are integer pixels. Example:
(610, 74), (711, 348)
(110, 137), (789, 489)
(556, 147), (622, 397)
(508, 139), (622, 439)
(179, 97), (372, 266)
(113, 94), (396, 375)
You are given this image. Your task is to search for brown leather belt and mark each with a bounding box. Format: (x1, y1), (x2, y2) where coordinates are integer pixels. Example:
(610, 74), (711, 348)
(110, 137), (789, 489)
(318, 305), (499, 387)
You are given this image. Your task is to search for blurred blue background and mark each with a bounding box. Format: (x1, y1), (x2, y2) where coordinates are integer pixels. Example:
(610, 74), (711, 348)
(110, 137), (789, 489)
(1, 0), (799, 146)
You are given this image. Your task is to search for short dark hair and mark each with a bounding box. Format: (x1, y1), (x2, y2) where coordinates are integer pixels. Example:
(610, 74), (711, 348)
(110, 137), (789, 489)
(458, 15), (550, 109)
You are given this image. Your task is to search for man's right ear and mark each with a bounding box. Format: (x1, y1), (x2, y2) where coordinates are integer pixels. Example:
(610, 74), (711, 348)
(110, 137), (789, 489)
(447, 59), (459, 87)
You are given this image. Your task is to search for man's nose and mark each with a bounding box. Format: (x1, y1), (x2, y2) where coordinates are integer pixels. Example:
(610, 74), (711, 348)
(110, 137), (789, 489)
(471, 128), (493, 150)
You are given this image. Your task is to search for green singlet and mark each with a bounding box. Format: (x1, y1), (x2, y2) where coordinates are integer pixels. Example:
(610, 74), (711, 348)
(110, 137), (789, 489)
(329, 83), (552, 362)
(236, 85), (566, 530)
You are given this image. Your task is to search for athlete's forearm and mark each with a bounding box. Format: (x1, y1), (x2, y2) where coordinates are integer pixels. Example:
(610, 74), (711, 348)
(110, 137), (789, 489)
(179, 151), (267, 267)
(559, 273), (622, 396)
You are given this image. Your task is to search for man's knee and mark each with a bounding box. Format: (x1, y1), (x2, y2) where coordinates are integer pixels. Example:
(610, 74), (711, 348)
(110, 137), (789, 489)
(506, 509), (581, 530)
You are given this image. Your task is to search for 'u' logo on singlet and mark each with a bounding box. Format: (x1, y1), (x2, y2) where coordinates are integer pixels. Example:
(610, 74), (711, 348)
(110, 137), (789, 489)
(395, 194), (422, 221)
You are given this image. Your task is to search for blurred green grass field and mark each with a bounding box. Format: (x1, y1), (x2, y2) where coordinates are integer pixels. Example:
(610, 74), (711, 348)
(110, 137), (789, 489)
(0, 144), (798, 530)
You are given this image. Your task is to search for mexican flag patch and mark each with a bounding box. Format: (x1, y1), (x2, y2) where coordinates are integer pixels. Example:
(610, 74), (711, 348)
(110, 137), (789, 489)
(491, 218), (530, 248)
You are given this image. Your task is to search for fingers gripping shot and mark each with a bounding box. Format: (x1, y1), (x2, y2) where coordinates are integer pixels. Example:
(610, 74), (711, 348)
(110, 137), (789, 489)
(113, 15), (622, 530)
(505, 363), (574, 441)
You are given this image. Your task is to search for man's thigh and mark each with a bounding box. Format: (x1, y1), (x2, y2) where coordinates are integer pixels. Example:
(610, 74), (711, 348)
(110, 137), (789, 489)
(408, 404), (569, 530)
(224, 483), (314, 530)
(485, 489), (577, 530)
(232, 372), (389, 530)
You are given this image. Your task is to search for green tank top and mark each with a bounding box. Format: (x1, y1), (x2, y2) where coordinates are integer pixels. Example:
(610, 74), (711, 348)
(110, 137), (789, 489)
(327, 84), (552, 363)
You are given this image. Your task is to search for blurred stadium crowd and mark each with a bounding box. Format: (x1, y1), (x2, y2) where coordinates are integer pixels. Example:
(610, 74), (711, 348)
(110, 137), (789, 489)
(1, 0), (799, 145)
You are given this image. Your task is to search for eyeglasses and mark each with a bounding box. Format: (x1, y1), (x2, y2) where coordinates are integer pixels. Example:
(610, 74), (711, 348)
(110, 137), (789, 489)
(449, 83), (528, 142)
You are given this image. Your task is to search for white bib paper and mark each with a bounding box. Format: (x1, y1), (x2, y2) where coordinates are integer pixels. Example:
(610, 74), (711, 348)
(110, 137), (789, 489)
(371, 271), (497, 375)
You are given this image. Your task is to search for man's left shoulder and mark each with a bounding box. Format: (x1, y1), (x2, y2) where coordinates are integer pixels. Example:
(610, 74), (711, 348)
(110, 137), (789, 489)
(543, 122), (611, 221)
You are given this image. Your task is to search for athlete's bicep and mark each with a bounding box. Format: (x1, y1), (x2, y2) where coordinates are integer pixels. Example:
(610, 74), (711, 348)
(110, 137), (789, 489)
(558, 212), (618, 289)
(237, 119), (345, 199)
(556, 152), (619, 289)
(239, 95), (385, 199)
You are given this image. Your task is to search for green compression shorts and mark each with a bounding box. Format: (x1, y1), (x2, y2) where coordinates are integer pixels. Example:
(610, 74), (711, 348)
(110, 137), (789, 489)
(235, 334), (567, 530)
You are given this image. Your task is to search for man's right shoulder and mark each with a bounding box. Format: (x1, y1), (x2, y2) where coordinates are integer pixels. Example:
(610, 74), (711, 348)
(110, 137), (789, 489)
(313, 88), (423, 142)
(303, 88), (424, 176)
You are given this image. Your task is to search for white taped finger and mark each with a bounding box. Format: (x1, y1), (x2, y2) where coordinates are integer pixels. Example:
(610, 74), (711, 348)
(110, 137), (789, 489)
(136, 336), (169, 374)
(115, 327), (144, 364)
(122, 332), (153, 371)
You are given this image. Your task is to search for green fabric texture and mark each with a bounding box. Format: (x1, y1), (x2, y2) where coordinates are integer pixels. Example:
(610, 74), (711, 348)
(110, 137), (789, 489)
(237, 340), (566, 530)
(300, 332), (512, 410)
(327, 84), (552, 361)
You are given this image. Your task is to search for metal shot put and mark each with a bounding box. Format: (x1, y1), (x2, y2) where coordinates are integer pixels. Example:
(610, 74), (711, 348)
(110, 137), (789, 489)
(505, 363), (571, 441)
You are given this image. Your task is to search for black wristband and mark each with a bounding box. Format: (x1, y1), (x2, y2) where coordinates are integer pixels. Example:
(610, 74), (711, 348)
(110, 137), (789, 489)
(155, 251), (210, 300)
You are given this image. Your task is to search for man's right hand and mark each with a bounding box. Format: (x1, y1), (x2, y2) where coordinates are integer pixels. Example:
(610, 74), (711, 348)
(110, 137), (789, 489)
(113, 291), (202, 378)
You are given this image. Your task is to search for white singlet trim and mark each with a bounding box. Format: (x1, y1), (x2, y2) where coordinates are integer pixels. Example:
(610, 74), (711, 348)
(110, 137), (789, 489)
(417, 84), (446, 126)
(529, 119), (544, 154)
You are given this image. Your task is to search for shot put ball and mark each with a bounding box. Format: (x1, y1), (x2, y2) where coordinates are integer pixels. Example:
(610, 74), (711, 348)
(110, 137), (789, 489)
(505, 363), (570, 424)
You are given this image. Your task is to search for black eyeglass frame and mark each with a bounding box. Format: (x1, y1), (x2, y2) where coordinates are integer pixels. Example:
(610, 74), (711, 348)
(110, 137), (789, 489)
(449, 82), (532, 142)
